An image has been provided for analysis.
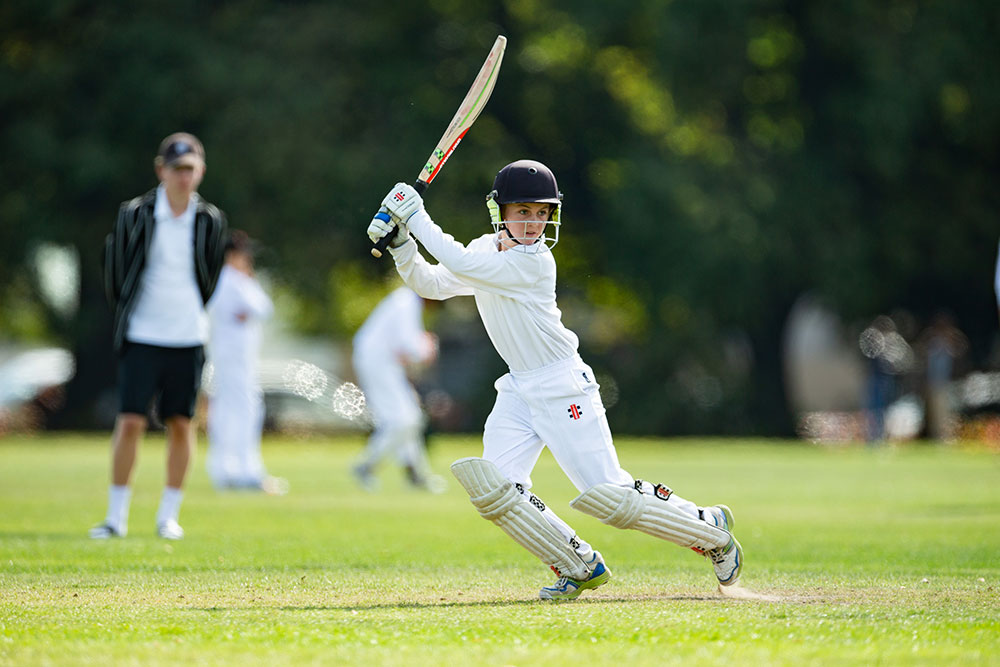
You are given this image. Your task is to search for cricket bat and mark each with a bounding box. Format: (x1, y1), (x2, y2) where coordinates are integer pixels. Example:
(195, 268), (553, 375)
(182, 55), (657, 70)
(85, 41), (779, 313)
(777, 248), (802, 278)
(371, 35), (507, 258)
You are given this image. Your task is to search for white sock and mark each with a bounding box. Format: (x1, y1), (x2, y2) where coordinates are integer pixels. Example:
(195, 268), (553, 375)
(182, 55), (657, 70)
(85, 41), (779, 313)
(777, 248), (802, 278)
(156, 487), (183, 525)
(106, 485), (131, 533)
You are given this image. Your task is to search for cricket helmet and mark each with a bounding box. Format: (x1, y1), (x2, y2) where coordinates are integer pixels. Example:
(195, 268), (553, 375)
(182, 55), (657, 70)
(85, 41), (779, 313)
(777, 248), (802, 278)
(486, 159), (562, 251)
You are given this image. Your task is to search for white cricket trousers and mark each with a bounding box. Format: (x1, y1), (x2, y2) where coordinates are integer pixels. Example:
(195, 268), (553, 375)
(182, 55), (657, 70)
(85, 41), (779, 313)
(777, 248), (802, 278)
(207, 379), (265, 487)
(482, 355), (633, 555)
(482, 355), (704, 554)
(354, 356), (427, 469)
(483, 355), (633, 491)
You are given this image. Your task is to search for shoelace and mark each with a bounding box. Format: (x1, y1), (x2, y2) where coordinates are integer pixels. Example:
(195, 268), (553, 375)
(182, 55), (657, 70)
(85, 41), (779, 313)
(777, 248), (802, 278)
(707, 540), (732, 564)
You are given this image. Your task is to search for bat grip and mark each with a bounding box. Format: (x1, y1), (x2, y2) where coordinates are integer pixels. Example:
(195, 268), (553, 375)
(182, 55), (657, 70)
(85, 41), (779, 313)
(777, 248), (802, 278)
(370, 180), (428, 258)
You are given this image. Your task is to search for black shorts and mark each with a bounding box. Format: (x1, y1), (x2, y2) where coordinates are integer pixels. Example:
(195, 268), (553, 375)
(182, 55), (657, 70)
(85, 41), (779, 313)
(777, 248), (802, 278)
(118, 342), (205, 419)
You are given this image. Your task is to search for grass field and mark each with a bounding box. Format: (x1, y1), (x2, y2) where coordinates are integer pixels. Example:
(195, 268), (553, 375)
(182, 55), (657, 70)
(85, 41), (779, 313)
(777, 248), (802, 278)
(1, 433), (998, 665)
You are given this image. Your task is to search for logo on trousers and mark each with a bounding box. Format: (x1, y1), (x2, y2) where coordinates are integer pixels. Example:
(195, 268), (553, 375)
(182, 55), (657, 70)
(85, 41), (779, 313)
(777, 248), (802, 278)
(568, 404), (583, 420)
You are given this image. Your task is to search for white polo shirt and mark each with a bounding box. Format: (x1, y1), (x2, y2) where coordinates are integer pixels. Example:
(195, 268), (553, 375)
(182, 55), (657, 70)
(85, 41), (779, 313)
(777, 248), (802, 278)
(126, 185), (208, 347)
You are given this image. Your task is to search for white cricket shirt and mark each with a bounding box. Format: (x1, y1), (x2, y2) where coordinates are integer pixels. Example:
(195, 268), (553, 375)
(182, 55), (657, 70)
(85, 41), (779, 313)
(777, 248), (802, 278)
(126, 185), (208, 347)
(207, 265), (273, 389)
(353, 286), (432, 365)
(392, 209), (579, 373)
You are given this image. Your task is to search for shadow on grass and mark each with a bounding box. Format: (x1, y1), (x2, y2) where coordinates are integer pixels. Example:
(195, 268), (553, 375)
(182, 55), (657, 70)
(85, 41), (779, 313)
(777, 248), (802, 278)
(193, 592), (723, 613)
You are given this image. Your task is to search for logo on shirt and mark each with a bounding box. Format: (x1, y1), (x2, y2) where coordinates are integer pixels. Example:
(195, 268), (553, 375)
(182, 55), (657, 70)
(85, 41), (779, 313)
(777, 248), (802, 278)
(567, 403), (583, 420)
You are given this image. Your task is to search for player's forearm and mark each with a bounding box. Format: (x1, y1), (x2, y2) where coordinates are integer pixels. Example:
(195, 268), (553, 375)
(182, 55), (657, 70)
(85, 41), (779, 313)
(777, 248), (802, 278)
(391, 238), (464, 300)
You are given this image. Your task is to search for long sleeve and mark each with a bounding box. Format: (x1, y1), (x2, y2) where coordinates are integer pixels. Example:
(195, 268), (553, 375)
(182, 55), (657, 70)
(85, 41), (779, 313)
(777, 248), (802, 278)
(404, 210), (544, 298)
(390, 237), (475, 300)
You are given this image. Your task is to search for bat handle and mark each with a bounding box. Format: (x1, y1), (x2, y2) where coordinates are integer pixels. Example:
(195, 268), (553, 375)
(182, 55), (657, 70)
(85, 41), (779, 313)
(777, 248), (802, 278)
(370, 180), (428, 258)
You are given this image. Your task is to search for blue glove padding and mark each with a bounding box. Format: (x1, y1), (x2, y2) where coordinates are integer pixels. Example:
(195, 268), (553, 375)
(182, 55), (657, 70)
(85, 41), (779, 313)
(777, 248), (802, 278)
(367, 207), (409, 248)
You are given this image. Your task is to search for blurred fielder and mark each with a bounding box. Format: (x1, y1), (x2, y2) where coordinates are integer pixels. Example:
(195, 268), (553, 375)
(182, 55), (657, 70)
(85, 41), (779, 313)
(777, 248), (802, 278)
(206, 230), (287, 495)
(367, 160), (743, 600)
(352, 286), (444, 493)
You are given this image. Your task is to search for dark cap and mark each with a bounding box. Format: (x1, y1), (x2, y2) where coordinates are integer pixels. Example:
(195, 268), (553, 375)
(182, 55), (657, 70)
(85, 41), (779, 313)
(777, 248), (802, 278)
(156, 132), (205, 168)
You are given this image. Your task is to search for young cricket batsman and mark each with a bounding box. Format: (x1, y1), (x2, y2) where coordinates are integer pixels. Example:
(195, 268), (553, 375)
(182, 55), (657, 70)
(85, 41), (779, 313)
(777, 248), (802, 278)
(367, 160), (743, 600)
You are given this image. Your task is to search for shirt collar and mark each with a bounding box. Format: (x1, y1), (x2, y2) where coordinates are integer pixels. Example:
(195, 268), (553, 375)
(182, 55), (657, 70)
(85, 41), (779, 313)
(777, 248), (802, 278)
(154, 184), (199, 223)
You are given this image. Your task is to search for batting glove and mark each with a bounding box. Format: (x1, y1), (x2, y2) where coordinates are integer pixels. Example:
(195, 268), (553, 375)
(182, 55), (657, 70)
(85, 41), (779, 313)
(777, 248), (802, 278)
(367, 209), (410, 248)
(381, 182), (423, 225)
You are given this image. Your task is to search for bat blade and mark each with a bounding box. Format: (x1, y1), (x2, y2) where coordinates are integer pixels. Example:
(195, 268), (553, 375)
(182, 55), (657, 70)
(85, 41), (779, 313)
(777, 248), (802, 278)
(416, 35), (507, 187)
(371, 35), (507, 258)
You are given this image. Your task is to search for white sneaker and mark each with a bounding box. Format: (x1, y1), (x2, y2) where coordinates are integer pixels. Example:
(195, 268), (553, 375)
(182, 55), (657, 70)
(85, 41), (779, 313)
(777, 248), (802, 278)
(89, 523), (125, 539)
(157, 519), (184, 540)
(539, 551), (611, 601)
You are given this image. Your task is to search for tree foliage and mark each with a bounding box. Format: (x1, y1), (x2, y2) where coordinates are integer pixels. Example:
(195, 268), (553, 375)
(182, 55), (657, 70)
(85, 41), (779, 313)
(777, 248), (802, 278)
(1, 0), (997, 433)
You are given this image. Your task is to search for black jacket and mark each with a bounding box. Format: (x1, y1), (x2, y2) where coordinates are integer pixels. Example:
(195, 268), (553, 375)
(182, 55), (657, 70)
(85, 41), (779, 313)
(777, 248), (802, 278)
(103, 188), (227, 353)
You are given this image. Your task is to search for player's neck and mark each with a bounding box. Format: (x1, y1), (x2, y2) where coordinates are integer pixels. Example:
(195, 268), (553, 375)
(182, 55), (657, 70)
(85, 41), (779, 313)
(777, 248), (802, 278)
(164, 188), (195, 216)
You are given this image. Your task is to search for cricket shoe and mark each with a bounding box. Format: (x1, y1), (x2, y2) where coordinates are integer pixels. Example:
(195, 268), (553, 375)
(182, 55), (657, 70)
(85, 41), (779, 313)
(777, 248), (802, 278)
(707, 535), (743, 586)
(89, 523), (126, 539)
(157, 519), (185, 540)
(701, 504), (734, 531)
(407, 471), (447, 494)
(351, 463), (379, 493)
(539, 551), (611, 601)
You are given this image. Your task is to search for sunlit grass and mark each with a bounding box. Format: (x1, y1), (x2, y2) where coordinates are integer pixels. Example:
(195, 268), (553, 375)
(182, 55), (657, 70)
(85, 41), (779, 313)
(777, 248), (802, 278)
(1, 434), (998, 665)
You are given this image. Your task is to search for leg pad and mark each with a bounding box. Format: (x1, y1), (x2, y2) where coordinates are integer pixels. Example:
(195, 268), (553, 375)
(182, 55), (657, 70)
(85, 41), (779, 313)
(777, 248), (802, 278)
(452, 457), (590, 580)
(571, 483), (729, 550)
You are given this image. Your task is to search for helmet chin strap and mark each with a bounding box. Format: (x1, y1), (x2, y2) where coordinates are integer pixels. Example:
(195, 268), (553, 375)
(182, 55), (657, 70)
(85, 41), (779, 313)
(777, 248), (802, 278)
(500, 223), (542, 246)
(498, 224), (517, 248)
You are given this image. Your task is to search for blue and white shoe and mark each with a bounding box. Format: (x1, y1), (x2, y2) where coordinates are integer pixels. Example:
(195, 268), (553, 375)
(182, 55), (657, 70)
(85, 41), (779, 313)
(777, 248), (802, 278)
(707, 536), (743, 586)
(701, 505), (741, 585)
(539, 551), (611, 601)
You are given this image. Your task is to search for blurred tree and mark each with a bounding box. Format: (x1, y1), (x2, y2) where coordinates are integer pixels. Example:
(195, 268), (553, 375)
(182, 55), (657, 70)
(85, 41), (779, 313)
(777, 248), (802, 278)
(0, 0), (996, 434)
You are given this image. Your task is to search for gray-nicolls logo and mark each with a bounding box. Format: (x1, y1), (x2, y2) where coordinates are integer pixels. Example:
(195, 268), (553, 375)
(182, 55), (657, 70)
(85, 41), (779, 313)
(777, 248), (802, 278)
(653, 483), (673, 501)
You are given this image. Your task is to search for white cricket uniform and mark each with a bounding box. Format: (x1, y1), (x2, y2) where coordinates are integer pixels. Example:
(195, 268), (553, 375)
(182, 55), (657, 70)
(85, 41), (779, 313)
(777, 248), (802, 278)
(386, 205), (722, 576)
(391, 209), (637, 494)
(353, 286), (435, 469)
(206, 265), (273, 488)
